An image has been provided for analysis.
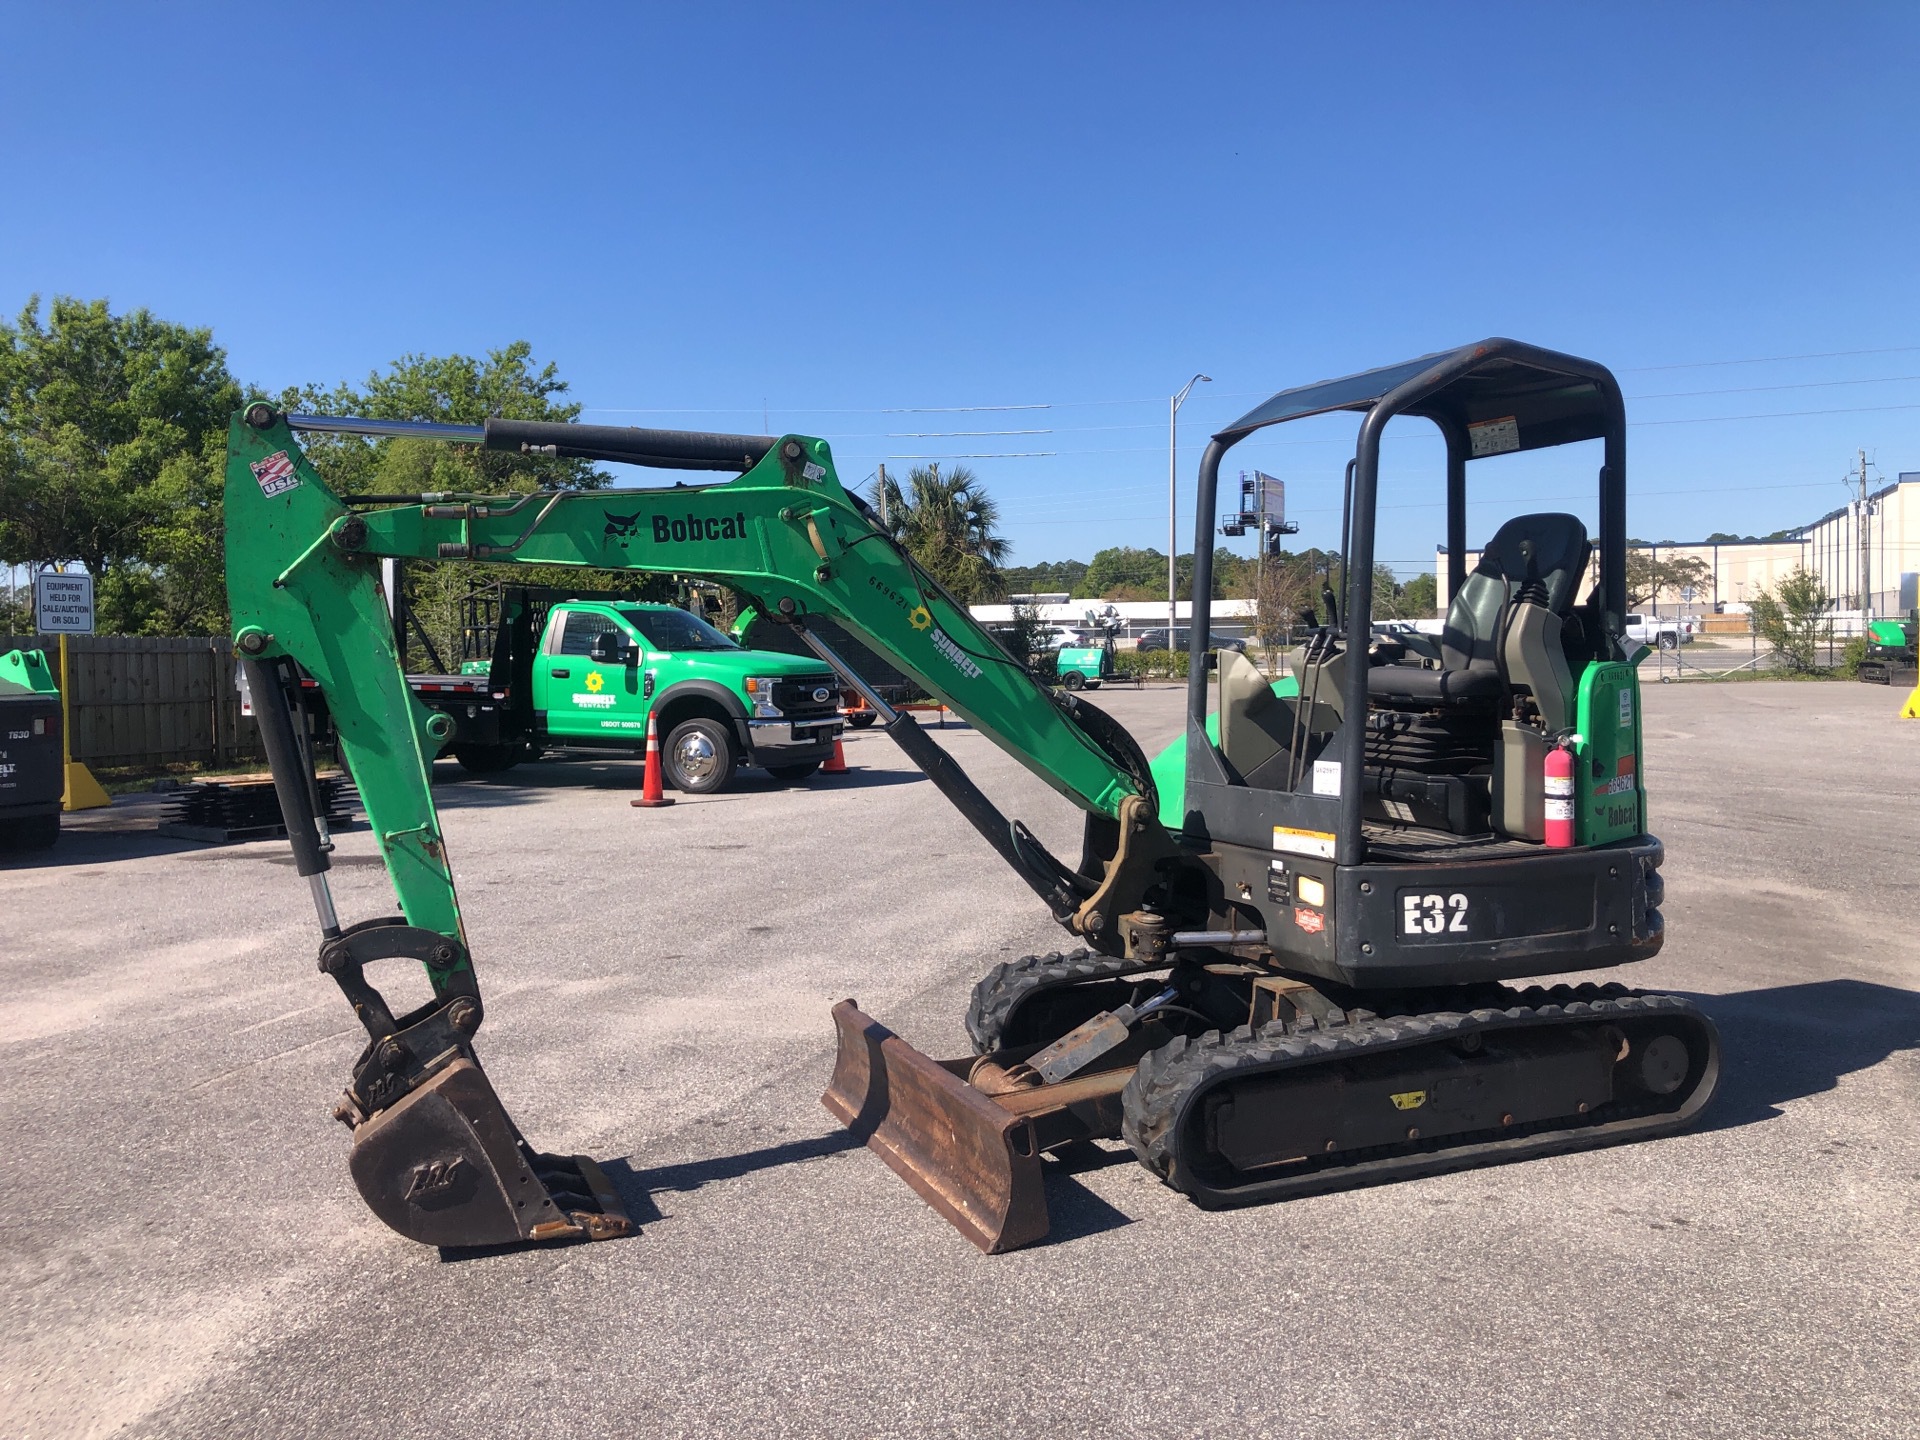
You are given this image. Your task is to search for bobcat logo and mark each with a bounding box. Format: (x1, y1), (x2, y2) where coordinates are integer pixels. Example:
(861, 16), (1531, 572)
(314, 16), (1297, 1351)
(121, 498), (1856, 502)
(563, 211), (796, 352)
(404, 1156), (466, 1201)
(604, 509), (642, 539)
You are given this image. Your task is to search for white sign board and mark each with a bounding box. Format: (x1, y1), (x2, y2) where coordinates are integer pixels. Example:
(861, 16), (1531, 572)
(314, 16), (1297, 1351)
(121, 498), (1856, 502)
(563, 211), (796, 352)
(34, 572), (95, 633)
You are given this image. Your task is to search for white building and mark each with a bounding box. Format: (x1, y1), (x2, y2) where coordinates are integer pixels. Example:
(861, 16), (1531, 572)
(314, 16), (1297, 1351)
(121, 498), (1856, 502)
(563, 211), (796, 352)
(969, 598), (1258, 641)
(1437, 471), (1920, 616)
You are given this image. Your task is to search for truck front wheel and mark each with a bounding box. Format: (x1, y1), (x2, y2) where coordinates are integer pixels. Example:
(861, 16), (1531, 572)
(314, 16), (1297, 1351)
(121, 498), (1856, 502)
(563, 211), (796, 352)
(454, 743), (522, 775)
(0, 813), (59, 850)
(664, 717), (736, 794)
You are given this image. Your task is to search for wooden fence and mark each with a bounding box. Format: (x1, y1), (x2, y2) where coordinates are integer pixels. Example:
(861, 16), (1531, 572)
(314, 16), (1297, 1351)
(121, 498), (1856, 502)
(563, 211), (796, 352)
(0, 634), (260, 769)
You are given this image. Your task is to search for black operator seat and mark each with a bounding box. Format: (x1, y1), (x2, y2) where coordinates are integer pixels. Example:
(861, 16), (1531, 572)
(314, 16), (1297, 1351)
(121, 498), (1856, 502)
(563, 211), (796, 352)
(1368, 513), (1592, 708)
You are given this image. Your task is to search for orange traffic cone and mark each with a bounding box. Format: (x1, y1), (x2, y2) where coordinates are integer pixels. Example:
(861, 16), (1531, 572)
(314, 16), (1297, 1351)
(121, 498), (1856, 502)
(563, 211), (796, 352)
(822, 730), (850, 774)
(630, 713), (676, 807)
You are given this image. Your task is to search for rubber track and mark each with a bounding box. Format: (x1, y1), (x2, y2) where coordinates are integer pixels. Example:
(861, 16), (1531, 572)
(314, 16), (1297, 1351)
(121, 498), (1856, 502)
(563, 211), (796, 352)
(1121, 982), (1718, 1204)
(964, 949), (1166, 1055)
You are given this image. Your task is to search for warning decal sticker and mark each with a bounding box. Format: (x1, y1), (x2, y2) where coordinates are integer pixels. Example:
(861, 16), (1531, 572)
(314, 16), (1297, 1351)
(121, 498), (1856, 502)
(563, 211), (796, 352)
(1468, 415), (1520, 458)
(1273, 825), (1337, 860)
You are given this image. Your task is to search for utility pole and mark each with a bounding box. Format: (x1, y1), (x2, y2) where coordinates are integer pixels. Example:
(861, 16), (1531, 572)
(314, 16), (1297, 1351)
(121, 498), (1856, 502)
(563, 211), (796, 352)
(1857, 448), (1872, 625)
(877, 463), (889, 529)
(1169, 374), (1211, 642)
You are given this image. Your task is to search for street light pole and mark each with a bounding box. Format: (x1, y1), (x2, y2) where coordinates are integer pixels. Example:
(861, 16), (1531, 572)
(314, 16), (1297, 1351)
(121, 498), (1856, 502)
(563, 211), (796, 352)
(1169, 373), (1211, 643)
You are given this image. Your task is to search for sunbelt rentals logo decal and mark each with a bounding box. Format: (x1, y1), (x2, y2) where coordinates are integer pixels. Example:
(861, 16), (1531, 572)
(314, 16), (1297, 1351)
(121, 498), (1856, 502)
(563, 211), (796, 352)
(929, 627), (982, 680)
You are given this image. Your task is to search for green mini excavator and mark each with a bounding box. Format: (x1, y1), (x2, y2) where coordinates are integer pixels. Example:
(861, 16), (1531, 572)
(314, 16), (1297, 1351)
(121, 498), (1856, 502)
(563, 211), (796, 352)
(225, 339), (1719, 1253)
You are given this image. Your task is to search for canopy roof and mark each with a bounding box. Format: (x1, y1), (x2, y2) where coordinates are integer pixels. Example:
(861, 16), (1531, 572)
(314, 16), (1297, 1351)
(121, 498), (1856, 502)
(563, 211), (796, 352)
(1216, 339), (1619, 456)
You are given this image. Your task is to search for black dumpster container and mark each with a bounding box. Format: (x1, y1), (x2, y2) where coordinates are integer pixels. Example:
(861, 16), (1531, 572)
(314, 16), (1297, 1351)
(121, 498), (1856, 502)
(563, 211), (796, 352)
(0, 649), (64, 850)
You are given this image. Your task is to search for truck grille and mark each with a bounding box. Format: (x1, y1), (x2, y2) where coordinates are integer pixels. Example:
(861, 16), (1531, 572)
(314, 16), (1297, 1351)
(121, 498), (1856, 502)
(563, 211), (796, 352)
(772, 674), (840, 717)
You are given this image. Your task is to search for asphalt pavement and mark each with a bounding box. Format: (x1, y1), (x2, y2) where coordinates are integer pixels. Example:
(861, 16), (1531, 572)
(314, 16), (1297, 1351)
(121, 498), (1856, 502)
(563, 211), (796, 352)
(3, 681), (1915, 1439)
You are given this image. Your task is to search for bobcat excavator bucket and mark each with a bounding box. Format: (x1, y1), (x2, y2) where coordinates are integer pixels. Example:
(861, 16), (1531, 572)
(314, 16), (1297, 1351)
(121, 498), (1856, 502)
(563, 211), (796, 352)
(822, 1000), (1133, 1253)
(239, 655), (632, 1251)
(346, 1056), (630, 1248)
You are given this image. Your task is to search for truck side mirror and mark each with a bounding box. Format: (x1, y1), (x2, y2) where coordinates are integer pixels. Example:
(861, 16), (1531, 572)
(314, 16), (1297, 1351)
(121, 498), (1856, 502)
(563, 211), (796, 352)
(588, 632), (632, 664)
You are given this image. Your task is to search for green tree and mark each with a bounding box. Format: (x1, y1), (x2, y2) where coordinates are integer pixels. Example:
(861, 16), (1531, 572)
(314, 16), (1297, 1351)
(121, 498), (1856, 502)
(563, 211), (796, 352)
(1072, 547), (1230, 602)
(1398, 572), (1438, 617)
(1749, 567), (1833, 673)
(0, 296), (243, 633)
(1074, 545), (1164, 600)
(282, 342), (607, 498)
(870, 463), (1010, 603)
(1251, 553), (1313, 661)
(1625, 548), (1713, 609)
(287, 344), (639, 661)
(1000, 558), (1089, 596)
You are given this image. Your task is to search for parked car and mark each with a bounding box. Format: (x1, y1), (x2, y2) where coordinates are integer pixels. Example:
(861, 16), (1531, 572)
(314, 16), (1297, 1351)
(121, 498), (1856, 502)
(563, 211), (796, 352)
(1623, 613), (1687, 650)
(1134, 628), (1248, 655)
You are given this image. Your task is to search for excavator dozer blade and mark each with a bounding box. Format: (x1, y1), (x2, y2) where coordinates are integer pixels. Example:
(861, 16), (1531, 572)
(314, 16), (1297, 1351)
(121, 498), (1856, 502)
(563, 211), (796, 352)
(347, 1058), (632, 1249)
(822, 1000), (1050, 1254)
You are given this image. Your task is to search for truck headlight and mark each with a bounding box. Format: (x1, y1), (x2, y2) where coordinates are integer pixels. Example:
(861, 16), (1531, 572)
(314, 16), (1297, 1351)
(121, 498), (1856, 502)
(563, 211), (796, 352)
(744, 676), (783, 718)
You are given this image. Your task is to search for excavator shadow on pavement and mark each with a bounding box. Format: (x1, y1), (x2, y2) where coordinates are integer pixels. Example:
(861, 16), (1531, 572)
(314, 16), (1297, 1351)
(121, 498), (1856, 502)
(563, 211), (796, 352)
(433, 1132), (1134, 1262)
(1686, 978), (1920, 1132)
(435, 978), (1913, 1263)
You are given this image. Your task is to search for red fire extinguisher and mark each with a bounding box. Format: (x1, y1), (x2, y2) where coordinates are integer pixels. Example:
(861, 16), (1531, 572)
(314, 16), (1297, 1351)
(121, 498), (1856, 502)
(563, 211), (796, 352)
(1544, 741), (1576, 848)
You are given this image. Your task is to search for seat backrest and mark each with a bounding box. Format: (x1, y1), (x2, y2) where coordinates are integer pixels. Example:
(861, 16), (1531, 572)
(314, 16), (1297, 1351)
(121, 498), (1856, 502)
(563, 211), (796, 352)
(1440, 513), (1591, 670)
(1218, 649), (1285, 780)
(1218, 648), (1343, 789)
(1500, 597), (1576, 731)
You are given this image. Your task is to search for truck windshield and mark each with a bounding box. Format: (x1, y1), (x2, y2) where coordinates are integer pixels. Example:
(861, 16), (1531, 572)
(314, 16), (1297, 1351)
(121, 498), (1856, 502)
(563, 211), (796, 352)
(621, 608), (740, 652)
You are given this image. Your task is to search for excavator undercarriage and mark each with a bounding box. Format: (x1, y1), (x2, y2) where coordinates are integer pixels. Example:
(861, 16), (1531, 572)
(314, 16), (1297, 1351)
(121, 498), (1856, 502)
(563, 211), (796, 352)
(825, 952), (1717, 1251)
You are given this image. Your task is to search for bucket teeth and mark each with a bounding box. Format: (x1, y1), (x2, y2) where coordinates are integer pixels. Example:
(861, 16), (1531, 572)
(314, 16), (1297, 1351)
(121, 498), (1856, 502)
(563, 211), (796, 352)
(347, 1057), (632, 1248)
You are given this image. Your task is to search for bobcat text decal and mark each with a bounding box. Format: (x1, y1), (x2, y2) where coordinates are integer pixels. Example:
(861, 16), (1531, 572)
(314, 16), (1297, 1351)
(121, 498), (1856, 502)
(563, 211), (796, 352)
(652, 512), (749, 543)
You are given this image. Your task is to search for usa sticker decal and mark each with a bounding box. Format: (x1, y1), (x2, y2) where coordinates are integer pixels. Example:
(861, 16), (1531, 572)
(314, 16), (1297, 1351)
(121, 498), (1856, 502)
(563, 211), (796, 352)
(251, 450), (301, 498)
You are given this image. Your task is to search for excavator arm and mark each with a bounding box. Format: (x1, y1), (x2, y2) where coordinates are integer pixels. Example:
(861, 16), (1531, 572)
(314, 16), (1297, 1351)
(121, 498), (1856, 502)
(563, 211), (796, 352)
(224, 406), (1182, 1248)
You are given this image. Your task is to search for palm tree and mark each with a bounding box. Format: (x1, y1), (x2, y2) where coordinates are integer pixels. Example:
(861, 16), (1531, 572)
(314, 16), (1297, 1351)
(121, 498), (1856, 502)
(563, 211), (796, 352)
(868, 463), (1010, 602)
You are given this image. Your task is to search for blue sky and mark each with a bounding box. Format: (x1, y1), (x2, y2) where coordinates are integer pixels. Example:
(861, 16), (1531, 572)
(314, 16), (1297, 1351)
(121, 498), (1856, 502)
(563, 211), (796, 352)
(4, 2), (1917, 576)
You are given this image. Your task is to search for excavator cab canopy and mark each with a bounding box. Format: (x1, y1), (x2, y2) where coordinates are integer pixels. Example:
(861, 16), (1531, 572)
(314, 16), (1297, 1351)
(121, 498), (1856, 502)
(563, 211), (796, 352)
(1183, 338), (1632, 868)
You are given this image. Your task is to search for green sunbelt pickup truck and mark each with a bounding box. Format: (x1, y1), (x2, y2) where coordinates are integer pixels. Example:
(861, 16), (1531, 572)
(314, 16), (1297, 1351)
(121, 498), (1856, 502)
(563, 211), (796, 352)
(410, 590), (844, 793)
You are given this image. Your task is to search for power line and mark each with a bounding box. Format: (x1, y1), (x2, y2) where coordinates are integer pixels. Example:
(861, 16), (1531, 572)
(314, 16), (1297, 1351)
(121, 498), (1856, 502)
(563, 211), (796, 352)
(1630, 373), (1920, 400)
(1625, 345), (1920, 372)
(580, 345), (1920, 421)
(1635, 401), (1920, 426)
(882, 404), (1051, 413)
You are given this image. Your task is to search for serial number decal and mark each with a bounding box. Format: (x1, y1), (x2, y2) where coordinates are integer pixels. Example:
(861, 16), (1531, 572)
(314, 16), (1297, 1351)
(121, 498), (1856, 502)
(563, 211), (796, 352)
(866, 573), (913, 618)
(1401, 892), (1469, 936)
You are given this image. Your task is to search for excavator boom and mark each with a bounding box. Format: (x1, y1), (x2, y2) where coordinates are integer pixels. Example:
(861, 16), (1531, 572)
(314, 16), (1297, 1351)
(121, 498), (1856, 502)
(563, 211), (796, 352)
(225, 405), (1169, 1248)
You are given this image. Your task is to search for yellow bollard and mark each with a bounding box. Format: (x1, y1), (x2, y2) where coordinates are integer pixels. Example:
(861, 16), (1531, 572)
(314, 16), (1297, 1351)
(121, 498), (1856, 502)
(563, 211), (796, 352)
(1902, 683), (1920, 720)
(58, 633), (111, 811)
